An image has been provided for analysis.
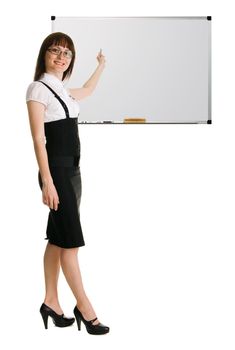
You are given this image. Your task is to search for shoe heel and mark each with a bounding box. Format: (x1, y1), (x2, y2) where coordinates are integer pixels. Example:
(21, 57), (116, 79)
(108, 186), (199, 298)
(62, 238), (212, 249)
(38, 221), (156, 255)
(40, 309), (49, 329)
(75, 315), (81, 331)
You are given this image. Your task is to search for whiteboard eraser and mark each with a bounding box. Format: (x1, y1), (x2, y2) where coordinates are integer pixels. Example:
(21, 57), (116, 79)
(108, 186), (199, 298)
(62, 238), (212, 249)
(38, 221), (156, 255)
(124, 118), (146, 123)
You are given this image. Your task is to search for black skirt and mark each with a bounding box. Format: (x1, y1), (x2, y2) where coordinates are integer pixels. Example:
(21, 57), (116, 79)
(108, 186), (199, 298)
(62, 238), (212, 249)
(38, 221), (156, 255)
(38, 165), (85, 248)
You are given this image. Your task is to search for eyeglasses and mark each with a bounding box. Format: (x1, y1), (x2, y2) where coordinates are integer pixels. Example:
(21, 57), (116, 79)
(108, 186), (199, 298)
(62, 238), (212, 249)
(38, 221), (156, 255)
(47, 47), (73, 59)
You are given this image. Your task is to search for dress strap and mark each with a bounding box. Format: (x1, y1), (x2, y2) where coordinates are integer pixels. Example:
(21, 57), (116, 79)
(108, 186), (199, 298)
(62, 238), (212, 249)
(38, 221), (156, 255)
(38, 80), (70, 119)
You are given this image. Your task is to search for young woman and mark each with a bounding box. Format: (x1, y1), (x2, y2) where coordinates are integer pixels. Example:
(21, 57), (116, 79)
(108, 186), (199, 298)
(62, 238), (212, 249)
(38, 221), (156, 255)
(26, 32), (109, 335)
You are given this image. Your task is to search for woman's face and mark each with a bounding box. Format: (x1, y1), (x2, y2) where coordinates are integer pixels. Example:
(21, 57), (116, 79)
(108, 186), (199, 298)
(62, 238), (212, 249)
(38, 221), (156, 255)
(44, 44), (73, 75)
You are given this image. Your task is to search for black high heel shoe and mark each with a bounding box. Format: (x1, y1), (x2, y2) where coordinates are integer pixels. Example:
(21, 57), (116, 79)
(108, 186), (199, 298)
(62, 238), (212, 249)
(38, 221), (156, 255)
(73, 306), (110, 335)
(40, 303), (75, 329)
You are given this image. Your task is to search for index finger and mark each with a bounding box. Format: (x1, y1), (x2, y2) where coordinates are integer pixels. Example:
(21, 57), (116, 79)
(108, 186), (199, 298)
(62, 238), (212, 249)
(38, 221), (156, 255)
(54, 197), (59, 211)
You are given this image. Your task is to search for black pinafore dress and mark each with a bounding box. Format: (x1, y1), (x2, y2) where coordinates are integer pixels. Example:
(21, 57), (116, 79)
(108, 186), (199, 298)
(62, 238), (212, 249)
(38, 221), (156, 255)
(37, 81), (85, 248)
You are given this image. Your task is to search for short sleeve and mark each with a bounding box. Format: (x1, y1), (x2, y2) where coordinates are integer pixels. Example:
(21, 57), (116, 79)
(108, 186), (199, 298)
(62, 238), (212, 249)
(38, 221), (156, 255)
(26, 81), (51, 107)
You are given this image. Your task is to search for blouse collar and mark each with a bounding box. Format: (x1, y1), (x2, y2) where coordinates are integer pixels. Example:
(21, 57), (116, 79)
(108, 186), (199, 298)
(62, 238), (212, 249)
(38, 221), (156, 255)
(39, 72), (66, 90)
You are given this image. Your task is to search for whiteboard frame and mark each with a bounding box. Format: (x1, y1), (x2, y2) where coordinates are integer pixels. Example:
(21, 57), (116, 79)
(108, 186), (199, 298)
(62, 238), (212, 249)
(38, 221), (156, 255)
(51, 16), (212, 125)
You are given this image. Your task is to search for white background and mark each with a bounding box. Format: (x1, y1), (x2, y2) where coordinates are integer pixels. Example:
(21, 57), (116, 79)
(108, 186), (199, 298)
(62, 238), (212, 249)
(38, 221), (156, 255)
(0, 1), (235, 349)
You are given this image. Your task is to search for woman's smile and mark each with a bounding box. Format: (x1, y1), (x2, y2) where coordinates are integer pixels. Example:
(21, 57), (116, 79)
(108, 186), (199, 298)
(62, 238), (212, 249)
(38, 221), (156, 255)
(54, 60), (65, 66)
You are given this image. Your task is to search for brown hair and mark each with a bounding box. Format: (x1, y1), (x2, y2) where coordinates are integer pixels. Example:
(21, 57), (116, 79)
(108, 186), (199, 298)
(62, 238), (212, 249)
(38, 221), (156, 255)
(33, 32), (76, 81)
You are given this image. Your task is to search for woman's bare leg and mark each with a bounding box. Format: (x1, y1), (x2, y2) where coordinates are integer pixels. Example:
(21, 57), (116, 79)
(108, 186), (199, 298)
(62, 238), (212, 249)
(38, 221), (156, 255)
(43, 242), (64, 315)
(60, 247), (100, 325)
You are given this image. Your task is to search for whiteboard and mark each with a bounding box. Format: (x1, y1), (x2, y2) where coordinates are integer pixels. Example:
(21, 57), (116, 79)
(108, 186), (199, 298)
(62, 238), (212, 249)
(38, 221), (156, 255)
(52, 16), (211, 124)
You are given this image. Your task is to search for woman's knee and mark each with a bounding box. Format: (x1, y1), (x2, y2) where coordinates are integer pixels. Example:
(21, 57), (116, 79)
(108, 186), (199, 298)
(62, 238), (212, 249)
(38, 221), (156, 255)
(46, 242), (62, 254)
(60, 247), (79, 259)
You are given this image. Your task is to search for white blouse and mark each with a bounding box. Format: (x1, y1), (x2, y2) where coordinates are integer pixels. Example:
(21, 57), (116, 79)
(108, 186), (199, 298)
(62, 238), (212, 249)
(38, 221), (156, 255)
(26, 72), (80, 123)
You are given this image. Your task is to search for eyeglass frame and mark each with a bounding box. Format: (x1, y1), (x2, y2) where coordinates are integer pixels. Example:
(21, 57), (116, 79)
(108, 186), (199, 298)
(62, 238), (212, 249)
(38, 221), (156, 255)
(47, 46), (73, 59)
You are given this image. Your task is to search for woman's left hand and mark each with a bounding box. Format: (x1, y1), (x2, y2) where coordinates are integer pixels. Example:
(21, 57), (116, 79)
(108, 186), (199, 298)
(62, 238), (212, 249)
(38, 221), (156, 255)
(97, 49), (106, 66)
